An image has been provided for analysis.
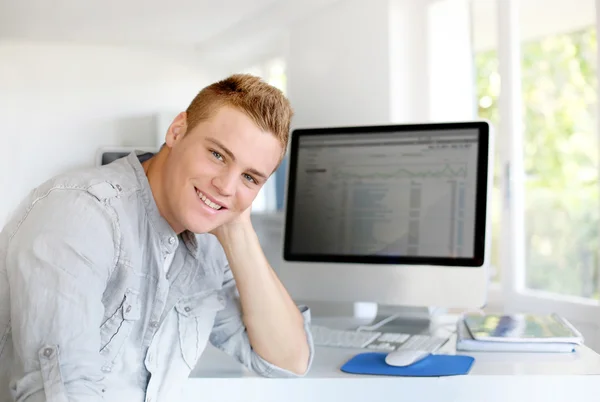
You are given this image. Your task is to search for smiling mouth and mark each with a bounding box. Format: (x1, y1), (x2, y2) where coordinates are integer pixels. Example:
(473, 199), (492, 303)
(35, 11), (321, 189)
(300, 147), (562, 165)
(194, 188), (225, 211)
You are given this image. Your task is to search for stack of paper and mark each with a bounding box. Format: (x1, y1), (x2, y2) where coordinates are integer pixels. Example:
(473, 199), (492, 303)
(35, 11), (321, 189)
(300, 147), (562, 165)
(456, 313), (584, 353)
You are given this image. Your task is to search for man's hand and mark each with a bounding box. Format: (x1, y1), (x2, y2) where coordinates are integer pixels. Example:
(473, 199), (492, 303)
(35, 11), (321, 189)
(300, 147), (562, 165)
(209, 205), (310, 375)
(210, 205), (253, 241)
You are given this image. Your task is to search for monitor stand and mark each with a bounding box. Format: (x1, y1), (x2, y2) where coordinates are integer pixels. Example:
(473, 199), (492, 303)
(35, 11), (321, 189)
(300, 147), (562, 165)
(353, 302), (447, 335)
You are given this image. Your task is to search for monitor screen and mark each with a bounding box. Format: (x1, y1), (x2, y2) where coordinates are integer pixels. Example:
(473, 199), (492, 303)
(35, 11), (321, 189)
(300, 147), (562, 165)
(283, 122), (489, 267)
(100, 152), (131, 166)
(96, 147), (158, 167)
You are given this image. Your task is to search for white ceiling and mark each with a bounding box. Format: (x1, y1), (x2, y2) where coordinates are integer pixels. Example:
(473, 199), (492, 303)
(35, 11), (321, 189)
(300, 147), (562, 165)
(0, 0), (342, 67)
(0, 0), (280, 47)
(0, 0), (594, 66)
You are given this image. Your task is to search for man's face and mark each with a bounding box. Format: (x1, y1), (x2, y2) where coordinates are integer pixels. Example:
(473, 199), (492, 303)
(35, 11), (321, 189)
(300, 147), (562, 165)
(161, 106), (283, 234)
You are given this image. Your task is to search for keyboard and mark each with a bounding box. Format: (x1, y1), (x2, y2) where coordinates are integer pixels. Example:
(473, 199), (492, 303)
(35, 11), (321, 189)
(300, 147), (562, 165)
(310, 325), (449, 352)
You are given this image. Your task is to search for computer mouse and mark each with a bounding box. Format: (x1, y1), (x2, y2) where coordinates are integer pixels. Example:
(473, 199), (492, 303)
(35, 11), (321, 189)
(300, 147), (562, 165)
(385, 350), (431, 367)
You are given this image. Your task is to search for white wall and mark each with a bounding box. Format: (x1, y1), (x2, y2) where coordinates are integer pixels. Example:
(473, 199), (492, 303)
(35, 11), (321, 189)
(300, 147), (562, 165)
(0, 40), (210, 226)
(388, 0), (430, 124)
(286, 0), (476, 129)
(427, 0), (476, 121)
(287, 0), (392, 129)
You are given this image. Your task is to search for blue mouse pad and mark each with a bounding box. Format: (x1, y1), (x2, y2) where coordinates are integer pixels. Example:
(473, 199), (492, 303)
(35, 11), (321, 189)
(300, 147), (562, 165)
(341, 352), (475, 377)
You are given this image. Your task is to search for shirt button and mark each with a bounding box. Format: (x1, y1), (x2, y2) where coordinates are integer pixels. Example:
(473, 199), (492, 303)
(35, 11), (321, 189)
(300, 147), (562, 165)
(168, 236), (176, 245)
(126, 305), (132, 313)
(115, 184), (122, 192)
(184, 306), (191, 313)
(150, 321), (158, 328)
(43, 347), (54, 358)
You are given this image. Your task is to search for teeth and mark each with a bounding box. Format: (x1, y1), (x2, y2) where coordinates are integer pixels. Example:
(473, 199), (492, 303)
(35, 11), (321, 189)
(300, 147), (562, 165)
(196, 189), (222, 210)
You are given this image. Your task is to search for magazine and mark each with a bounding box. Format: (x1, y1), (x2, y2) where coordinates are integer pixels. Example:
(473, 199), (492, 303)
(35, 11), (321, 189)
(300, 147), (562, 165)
(462, 313), (584, 344)
(456, 319), (580, 353)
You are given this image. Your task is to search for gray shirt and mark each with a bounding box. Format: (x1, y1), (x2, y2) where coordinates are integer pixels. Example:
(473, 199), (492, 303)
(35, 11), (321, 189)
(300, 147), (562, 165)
(0, 152), (314, 402)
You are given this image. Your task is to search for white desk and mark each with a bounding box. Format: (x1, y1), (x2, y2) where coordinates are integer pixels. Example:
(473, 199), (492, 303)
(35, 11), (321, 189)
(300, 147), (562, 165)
(183, 316), (600, 402)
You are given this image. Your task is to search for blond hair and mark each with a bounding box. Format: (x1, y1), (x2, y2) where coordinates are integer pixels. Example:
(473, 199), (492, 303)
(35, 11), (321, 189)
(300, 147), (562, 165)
(185, 74), (293, 158)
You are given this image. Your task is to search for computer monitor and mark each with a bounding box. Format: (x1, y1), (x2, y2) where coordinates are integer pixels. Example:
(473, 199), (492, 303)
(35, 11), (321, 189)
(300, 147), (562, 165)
(95, 147), (158, 166)
(277, 121), (492, 310)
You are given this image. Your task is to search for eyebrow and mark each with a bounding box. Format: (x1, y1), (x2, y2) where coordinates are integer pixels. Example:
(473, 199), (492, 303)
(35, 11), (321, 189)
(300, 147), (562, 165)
(206, 137), (269, 181)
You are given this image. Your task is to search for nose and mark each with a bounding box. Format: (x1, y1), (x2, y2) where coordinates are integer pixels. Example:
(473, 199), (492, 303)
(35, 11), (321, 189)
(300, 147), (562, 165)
(211, 170), (236, 197)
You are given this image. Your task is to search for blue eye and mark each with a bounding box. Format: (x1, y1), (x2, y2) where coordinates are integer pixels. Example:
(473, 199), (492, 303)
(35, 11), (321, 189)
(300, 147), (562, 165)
(211, 150), (223, 161)
(243, 173), (256, 184)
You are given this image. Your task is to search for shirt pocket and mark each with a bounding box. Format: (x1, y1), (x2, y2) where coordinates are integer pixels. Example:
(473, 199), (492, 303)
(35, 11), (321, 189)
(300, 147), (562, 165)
(99, 288), (141, 369)
(175, 292), (226, 370)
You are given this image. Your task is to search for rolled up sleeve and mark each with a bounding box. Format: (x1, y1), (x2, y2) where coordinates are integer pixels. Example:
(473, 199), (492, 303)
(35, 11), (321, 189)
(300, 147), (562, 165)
(209, 267), (315, 378)
(6, 189), (116, 401)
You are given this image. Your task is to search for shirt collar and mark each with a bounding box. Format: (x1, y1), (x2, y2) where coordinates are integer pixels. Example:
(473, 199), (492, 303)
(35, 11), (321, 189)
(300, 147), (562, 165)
(125, 151), (200, 258)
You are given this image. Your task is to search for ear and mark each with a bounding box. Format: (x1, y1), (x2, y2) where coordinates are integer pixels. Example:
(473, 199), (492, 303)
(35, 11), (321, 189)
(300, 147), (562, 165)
(165, 112), (188, 148)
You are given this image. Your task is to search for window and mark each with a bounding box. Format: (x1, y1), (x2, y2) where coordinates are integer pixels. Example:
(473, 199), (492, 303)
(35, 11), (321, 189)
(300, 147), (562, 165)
(467, 0), (600, 331)
(265, 58), (287, 95)
(473, 0), (599, 300)
(521, 26), (598, 298)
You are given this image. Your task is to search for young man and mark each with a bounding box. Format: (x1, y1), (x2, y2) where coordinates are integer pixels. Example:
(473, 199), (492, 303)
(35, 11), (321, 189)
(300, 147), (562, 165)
(0, 74), (313, 402)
